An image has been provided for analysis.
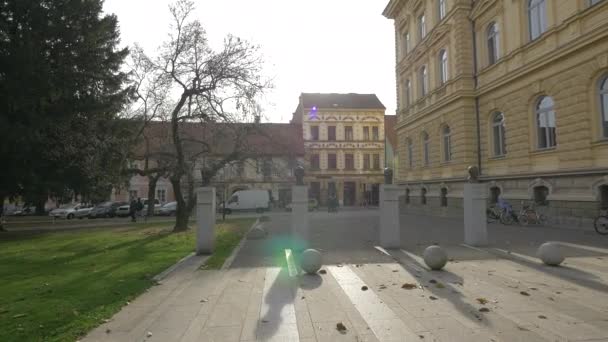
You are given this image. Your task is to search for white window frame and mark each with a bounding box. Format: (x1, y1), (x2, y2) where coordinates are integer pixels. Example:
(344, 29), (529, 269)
(418, 14), (426, 40)
(439, 49), (448, 84)
(528, 0), (547, 41)
(492, 112), (506, 156)
(422, 132), (430, 166)
(420, 65), (428, 97)
(536, 96), (557, 149)
(403, 79), (411, 108)
(438, 0), (446, 20)
(600, 75), (608, 138)
(487, 22), (500, 65)
(442, 125), (452, 161)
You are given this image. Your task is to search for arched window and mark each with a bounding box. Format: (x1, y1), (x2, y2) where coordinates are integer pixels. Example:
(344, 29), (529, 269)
(533, 185), (549, 206)
(420, 65), (428, 97)
(487, 22), (499, 65)
(536, 96), (556, 149)
(402, 32), (410, 57)
(528, 0), (547, 40)
(442, 125), (452, 161)
(421, 188), (427, 205)
(403, 79), (411, 108)
(438, 0), (446, 20)
(492, 112), (506, 156)
(440, 188), (448, 207)
(407, 138), (414, 168)
(438, 49), (448, 85)
(418, 14), (426, 40)
(600, 75), (608, 138)
(422, 131), (430, 166)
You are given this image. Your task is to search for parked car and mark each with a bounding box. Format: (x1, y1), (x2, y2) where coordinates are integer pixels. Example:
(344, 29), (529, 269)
(285, 198), (319, 212)
(115, 204), (131, 217)
(223, 190), (269, 214)
(142, 198), (161, 215)
(116, 198), (161, 217)
(158, 201), (177, 216)
(49, 203), (85, 220)
(88, 201), (127, 218)
(10, 206), (37, 216)
(74, 204), (94, 219)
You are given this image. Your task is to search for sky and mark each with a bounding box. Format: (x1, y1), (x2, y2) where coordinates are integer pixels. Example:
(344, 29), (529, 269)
(103, 0), (397, 122)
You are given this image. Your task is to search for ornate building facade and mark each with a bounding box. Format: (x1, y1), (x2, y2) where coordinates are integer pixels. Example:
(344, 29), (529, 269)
(291, 93), (386, 206)
(383, 0), (608, 226)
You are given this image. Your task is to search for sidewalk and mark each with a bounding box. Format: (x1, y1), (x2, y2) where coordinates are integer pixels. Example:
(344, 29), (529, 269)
(83, 210), (608, 342)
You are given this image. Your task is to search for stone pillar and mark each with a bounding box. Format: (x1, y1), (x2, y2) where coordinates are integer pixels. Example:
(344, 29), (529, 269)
(196, 187), (216, 254)
(291, 185), (309, 249)
(380, 185), (403, 248)
(463, 183), (488, 246)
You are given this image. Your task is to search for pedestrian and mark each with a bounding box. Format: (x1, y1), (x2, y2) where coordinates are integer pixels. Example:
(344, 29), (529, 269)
(136, 198), (144, 220)
(129, 199), (137, 222)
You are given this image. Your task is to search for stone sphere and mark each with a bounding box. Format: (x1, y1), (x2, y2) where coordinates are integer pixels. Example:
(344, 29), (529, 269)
(300, 249), (323, 274)
(537, 242), (564, 266)
(423, 245), (448, 270)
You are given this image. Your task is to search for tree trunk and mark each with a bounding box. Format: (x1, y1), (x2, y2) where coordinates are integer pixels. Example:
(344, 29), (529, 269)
(147, 175), (160, 217)
(171, 177), (190, 232)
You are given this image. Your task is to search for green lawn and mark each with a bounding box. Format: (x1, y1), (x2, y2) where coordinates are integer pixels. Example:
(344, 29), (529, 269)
(0, 218), (253, 342)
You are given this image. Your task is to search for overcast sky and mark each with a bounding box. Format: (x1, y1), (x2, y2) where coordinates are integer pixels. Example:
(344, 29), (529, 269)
(103, 0), (396, 122)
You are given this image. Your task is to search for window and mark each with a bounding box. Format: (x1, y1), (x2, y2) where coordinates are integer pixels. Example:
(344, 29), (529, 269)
(363, 126), (370, 140)
(372, 127), (379, 140)
(418, 14), (426, 40)
(328, 153), (337, 169)
(590, 0), (603, 6)
(328, 182), (337, 197)
(403, 79), (411, 107)
(533, 185), (549, 206)
(407, 139), (414, 168)
(328, 126), (336, 141)
(492, 112), (506, 156)
(599, 185), (608, 209)
(363, 154), (371, 170)
(345, 126), (353, 140)
(402, 32), (410, 56)
(421, 188), (427, 205)
(128, 190), (138, 201)
(536, 96), (557, 149)
(442, 125), (452, 161)
(156, 189), (166, 203)
(310, 126), (319, 141)
(490, 186), (501, 204)
(528, 0), (547, 40)
(422, 131), (430, 166)
(487, 22), (499, 65)
(262, 158), (272, 177)
(373, 154), (381, 170)
(438, 49), (448, 85)
(438, 0), (446, 20)
(600, 75), (608, 138)
(440, 188), (448, 207)
(311, 154), (320, 170)
(228, 195), (238, 204)
(345, 154), (354, 170)
(405, 188), (411, 204)
(420, 65), (428, 97)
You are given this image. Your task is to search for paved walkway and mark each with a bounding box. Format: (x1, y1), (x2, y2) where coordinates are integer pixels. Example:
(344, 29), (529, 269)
(84, 210), (608, 341)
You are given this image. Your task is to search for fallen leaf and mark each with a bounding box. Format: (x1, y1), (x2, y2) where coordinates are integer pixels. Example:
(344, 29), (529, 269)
(517, 326), (530, 331)
(319, 270), (327, 274)
(530, 287), (538, 291)
(105, 329), (111, 334)
(538, 315), (547, 319)
(355, 264), (363, 267)
(336, 322), (347, 333)
(301, 296), (305, 300)
(336, 264), (343, 268)
(520, 291), (530, 296)
(479, 308), (490, 312)
(548, 297), (555, 301)
(379, 285), (387, 290)
(476, 298), (489, 305)
(262, 320), (269, 323)
(402, 283), (418, 290)
(361, 286), (368, 291)
(429, 279), (437, 284)
(419, 335), (425, 339)
(436, 283), (445, 289)
(429, 296), (438, 300)
(200, 299), (208, 303)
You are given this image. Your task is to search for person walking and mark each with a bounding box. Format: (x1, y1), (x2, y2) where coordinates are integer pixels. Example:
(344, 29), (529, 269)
(136, 198), (144, 220)
(129, 199), (137, 222)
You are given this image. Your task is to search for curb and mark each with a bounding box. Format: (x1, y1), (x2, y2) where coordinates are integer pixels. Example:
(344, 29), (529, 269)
(152, 252), (209, 282)
(220, 218), (260, 270)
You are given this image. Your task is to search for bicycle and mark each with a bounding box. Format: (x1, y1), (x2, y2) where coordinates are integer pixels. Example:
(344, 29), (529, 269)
(594, 210), (608, 235)
(517, 201), (547, 225)
(487, 202), (516, 225)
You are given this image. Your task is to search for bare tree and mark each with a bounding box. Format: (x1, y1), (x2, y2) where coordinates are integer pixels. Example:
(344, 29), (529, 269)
(136, 0), (269, 232)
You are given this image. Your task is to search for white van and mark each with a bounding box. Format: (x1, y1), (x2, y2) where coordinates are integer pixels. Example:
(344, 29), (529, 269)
(224, 190), (270, 214)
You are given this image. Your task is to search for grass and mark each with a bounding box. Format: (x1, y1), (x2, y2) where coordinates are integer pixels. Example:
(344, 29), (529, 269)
(0, 218), (254, 342)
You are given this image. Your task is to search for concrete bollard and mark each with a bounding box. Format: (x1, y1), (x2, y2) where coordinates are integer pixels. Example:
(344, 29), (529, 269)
(291, 185), (309, 249)
(463, 183), (488, 246)
(380, 185), (404, 248)
(196, 187), (216, 254)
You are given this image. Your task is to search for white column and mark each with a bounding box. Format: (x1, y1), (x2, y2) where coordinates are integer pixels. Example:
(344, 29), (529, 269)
(463, 183), (488, 246)
(291, 185), (309, 249)
(380, 185), (404, 248)
(196, 187), (216, 254)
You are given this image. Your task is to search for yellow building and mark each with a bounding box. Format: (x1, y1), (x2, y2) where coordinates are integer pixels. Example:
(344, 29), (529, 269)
(383, 0), (608, 226)
(291, 93), (386, 206)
